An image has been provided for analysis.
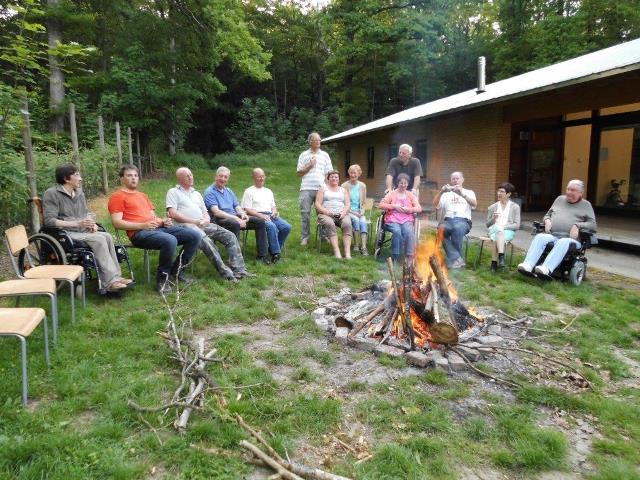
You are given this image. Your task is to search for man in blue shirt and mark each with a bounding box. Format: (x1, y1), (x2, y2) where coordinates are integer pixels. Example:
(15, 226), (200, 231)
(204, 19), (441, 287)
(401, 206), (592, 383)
(204, 166), (270, 263)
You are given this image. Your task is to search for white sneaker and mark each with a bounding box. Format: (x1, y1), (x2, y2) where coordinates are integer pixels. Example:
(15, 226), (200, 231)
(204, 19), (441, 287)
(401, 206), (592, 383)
(534, 265), (552, 280)
(517, 262), (533, 273)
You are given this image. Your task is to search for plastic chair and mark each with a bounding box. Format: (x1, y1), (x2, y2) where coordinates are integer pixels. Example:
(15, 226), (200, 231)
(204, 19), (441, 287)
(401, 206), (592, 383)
(4, 225), (85, 326)
(0, 307), (50, 406)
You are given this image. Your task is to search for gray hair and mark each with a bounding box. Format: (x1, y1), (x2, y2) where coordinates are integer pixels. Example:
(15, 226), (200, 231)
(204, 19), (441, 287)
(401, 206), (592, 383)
(308, 132), (321, 142)
(216, 166), (230, 176)
(399, 144), (413, 154)
(567, 179), (584, 192)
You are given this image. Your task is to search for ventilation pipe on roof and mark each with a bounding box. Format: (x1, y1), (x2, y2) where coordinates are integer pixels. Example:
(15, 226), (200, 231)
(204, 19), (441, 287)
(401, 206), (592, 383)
(477, 56), (486, 93)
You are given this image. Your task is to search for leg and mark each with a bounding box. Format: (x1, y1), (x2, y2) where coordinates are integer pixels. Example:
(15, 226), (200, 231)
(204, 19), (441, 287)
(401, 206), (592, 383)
(440, 220), (457, 264)
(163, 226), (201, 274)
(215, 217), (242, 239)
(69, 231), (122, 286)
(298, 190), (316, 244)
(200, 236), (234, 279)
(340, 216), (352, 259)
(272, 216), (291, 250)
(449, 218), (471, 263)
(521, 233), (557, 270)
(132, 229), (178, 277)
(203, 223), (247, 273)
(401, 222), (416, 257)
(318, 214), (340, 257)
(541, 237), (580, 272)
(246, 216), (268, 258)
(385, 223), (402, 257)
(262, 218), (280, 255)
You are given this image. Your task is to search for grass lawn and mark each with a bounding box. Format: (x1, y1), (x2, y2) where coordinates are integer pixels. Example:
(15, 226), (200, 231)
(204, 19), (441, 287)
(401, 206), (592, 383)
(1, 150), (639, 479)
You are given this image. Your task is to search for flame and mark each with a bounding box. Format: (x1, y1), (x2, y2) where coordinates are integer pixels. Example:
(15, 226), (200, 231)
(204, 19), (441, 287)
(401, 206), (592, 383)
(414, 236), (459, 302)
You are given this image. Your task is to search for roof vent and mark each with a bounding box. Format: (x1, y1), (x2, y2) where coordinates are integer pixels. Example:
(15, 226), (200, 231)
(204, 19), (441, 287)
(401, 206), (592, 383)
(477, 56), (486, 93)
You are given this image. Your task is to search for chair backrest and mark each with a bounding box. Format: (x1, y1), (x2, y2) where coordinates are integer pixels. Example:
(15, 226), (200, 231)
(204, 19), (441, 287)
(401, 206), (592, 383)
(4, 225), (28, 256)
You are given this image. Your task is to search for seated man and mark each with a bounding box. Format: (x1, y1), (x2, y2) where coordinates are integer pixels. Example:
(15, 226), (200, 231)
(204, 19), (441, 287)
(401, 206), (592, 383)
(385, 143), (422, 196)
(166, 167), (253, 281)
(204, 166), (270, 264)
(241, 168), (291, 264)
(518, 179), (596, 280)
(108, 165), (201, 294)
(432, 171), (477, 268)
(42, 164), (132, 293)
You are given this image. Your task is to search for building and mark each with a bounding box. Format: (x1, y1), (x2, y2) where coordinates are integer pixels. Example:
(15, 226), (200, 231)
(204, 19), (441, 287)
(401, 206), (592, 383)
(323, 38), (640, 218)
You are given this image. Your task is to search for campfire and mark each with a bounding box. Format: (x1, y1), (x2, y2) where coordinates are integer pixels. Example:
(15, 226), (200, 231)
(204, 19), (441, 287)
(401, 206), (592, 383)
(337, 237), (485, 352)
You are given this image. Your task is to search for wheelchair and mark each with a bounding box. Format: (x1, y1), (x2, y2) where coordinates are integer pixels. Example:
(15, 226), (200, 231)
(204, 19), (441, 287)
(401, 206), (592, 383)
(373, 212), (422, 259)
(23, 198), (134, 296)
(525, 221), (597, 286)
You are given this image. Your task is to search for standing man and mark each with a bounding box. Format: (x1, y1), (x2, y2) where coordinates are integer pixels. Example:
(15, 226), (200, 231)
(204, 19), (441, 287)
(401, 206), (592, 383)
(108, 165), (201, 294)
(518, 180), (596, 279)
(241, 168), (291, 264)
(42, 164), (132, 293)
(297, 132), (333, 246)
(385, 144), (422, 195)
(432, 171), (477, 269)
(166, 167), (254, 281)
(203, 166), (270, 264)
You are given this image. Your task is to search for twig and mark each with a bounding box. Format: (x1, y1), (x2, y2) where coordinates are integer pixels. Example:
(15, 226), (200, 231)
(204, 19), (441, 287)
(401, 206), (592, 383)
(128, 399), (203, 413)
(236, 414), (285, 464)
(450, 347), (520, 388)
(240, 440), (304, 480)
(137, 413), (163, 446)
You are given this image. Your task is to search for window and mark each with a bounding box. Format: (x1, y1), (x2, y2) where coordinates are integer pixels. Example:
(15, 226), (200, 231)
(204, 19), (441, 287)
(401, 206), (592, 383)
(344, 150), (351, 177)
(415, 139), (428, 176)
(388, 144), (398, 164)
(367, 147), (375, 178)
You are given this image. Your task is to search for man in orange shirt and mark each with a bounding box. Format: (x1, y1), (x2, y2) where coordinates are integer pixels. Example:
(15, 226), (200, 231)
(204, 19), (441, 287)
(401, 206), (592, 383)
(108, 165), (201, 294)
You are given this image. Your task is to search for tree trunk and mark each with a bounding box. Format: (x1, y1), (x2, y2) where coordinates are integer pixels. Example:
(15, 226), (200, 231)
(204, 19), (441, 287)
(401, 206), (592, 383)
(69, 103), (80, 165)
(22, 108), (40, 233)
(98, 115), (108, 193)
(47, 0), (65, 134)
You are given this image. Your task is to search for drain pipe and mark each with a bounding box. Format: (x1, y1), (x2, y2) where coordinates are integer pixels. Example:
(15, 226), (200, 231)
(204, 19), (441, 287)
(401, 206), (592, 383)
(477, 56), (486, 93)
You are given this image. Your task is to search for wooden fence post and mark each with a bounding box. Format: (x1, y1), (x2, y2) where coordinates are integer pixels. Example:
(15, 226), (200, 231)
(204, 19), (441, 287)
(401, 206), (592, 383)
(69, 102), (80, 165)
(115, 121), (122, 166)
(21, 108), (40, 233)
(98, 115), (108, 193)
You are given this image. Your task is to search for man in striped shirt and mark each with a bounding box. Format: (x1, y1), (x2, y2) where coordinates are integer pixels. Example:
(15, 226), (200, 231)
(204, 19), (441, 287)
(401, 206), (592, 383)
(296, 132), (333, 246)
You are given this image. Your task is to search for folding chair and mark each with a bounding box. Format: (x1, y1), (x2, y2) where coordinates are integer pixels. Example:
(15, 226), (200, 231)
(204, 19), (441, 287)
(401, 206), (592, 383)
(0, 307), (50, 406)
(113, 227), (152, 283)
(474, 236), (515, 269)
(4, 225), (85, 326)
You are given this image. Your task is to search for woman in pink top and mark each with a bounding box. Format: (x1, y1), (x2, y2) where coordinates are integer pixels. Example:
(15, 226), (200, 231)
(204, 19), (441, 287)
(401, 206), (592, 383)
(379, 174), (422, 263)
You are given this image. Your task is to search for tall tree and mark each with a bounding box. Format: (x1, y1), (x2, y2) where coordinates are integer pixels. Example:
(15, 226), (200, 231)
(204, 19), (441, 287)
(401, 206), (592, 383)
(46, 0), (65, 133)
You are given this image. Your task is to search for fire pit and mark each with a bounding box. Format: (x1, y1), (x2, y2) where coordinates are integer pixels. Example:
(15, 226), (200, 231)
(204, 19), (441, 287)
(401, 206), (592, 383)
(314, 238), (505, 371)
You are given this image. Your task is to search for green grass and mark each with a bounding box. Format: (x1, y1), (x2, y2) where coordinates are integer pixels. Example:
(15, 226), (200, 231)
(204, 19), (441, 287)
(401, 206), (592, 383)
(1, 149), (639, 478)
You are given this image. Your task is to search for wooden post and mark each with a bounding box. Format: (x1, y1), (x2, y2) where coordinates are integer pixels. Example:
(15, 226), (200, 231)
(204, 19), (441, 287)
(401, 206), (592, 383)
(127, 126), (133, 164)
(69, 103), (80, 165)
(21, 108), (40, 233)
(98, 115), (108, 193)
(115, 121), (122, 166)
(136, 130), (142, 178)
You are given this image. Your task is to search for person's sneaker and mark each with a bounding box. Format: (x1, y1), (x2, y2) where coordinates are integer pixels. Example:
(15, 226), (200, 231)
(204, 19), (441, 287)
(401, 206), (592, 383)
(498, 253), (505, 269)
(534, 265), (553, 280)
(271, 253), (281, 264)
(361, 247), (369, 256)
(170, 272), (196, 287)
(223, 274), (239, 283)
(517, 262), (533, 274)
(257, 256), (272, 265)
(449, 258), (465, 269)
(490, 261), (498, 273)
(300, 238), (308, 247)
(234, 270), (256, 279)
(156, 274), (173, 295)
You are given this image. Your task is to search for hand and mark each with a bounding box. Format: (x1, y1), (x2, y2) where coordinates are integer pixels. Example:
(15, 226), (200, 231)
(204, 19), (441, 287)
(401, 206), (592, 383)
(569, 224), (580, 240)
(544, 218), (552, 233)
(310, 156), (317, 168)
(442, 184), (451, 192)
(238, 218), (247, 229)
(260, 213), (271, 221)
(272, 210), (279, 218)
(452, 185), (463, 194)
(162, 217), (173, 227)
(78, 218), (95, 230)
(411, 189), (418, 197)
(198, 218), (210, 228)
(493, 212), (500, 219)
(146, 218), (162, 229)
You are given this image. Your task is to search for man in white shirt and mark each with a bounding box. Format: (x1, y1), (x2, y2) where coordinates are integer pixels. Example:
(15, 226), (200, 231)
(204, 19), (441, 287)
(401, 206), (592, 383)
(241, 168), (291, 264)
(432, 171), (477, 268)
(296, 132), (333, 246)
(166, 167), (253, 281)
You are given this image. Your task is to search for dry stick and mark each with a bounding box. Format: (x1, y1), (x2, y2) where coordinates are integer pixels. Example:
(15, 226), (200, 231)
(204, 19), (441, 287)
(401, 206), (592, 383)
(137, 412), (163, 446)
(128, 400), (203, 413)
(236, 414), (285, 464)
(240, 440), (304, 480)
(477, 345), (593, 390)
(402, 262), (415, 350)
(495, 314), (579, 335)
(450, 347), (520, 388)
(378, 308), (399, 346)
(348, 301), (387, 339)
(386, 257), (404, 332)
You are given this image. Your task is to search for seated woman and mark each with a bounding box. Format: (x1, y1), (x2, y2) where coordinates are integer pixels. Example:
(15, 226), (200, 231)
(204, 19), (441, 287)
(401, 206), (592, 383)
(341, 164), (369, 256)
(379, 173), (422, 263)
(486, 182), (521, 272)
(315, 171), (353, 259)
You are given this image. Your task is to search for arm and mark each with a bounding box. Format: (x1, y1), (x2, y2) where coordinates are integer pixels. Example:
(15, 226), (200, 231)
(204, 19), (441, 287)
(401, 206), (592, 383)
(454, 188), (476, 209)
(378, 192), (394, 211)
(432, 186), (446, 209)
(314, 189), (329, 215)
(408, 192), (422, 213)
(505, 204), (521, 231)
(361, 183), (367, 214)
(412, 176), (420, 196)
(296, 153), (316, 177)
(167, 207), (201, 226)
(111, 210), (161, 231)
(576, 202), (597, 233)
(385, 174), (394, 193)
(486, 205), (495, 228)
(340, 188), (350, 219)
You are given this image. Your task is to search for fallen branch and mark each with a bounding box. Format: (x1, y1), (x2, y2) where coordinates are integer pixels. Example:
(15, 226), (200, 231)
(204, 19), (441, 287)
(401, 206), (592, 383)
(240, 440), (304, 480)
(451, 347), (520, 389)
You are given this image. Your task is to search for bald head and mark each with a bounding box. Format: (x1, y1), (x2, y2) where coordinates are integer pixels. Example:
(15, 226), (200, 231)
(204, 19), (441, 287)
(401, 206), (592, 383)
(252, 168), (266, 188)
(176, 167), (194, 189)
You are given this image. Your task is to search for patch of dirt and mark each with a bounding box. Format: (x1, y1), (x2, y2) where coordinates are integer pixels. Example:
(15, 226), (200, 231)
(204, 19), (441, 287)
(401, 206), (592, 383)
(588, 269), (640, 292)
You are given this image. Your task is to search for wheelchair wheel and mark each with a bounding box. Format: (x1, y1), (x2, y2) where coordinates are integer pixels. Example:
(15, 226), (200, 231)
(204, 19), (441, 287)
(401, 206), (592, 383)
(569, 260), (585, 286)
(18, 233), (67, 274)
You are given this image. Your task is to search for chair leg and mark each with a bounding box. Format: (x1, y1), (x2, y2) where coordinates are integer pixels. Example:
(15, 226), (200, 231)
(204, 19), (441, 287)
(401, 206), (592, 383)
(48, 293), (58, 345)
(19, 336), (28, 406)
(81, 272), (86, 308)
(464, 236), (469, 262)
(43, 315), (50, 368)
(508, 242), (514, 267)
(475, 239), (485, 269)
(67, 279), (75, 325)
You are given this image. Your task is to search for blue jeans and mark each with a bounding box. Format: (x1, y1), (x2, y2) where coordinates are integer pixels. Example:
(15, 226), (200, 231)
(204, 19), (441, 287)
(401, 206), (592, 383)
(441, 217), (471, 264)
(523, 233), (580, 272)
(350, 214), (368, 234)
(131, 226), (201, 277)
(261, 213), (291, 255)
(384, 221), (415, 257)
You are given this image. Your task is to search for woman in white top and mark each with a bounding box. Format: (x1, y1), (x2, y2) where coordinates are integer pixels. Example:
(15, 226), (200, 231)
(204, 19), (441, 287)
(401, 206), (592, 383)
(486, 182), (521, 272)
(315, 171), (352, 258)
(341, 164), (368, 256)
